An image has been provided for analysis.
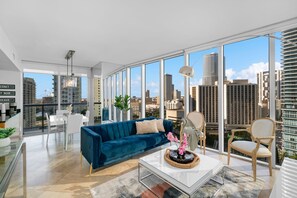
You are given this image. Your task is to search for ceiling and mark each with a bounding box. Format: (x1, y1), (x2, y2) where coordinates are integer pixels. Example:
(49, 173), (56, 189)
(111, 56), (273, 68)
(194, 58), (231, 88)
(0, 0), (297, 68)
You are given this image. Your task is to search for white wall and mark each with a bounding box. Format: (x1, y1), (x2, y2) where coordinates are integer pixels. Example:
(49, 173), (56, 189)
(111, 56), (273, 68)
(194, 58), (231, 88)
(0, 25), (21, 70)
(100, 62), (120, 78)
(0, 70), (23, 137)
(22, 60), (92, 76)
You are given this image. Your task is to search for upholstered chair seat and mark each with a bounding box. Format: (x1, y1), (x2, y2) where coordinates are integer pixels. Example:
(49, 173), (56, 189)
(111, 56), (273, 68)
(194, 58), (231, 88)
(231, 141), (272, 157)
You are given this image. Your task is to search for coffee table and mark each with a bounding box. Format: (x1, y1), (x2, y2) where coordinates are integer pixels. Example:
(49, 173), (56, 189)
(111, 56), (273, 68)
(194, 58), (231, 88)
(138, 146), (224, 197)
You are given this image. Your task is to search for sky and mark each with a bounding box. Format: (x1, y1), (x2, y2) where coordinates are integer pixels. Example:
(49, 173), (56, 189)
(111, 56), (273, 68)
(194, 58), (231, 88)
(131, 33), (282, 97)
(24, 33), (282, 100)
(24, 73), (88, 99)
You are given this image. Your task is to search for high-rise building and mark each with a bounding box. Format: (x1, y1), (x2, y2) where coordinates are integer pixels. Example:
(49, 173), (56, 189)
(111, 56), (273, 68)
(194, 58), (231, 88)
(145, 90), (150, 98)
(226, 79), (258, 129)
(257, 70), (282, 118)
(94, 78), (101, 118)
(23, 77), (36, 128)
(164, 74), (173, 101)
(42, 96), (55, 115)
(53, 76), (82, 113)
(190, 85), (199, 111)
(190, 79), (258, 131)
(173, 89), (181, 100)
(281, 27), (297, 156)
(202, 53), (218, 85)
(197, 85), (219, 125)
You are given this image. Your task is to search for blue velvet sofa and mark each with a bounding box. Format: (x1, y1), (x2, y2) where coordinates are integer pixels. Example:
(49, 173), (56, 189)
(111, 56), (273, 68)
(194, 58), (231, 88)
(81, 117), (173, 170)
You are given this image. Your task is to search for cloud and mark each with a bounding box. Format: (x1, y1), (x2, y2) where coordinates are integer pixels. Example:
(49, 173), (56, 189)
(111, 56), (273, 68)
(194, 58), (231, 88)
(235, 62), (268, 83)
(147, 81), (158, 88)
(275, 62), (282, 70)
(226, 61), (282, 84)
(131, 74), (141, 86)
(225, 69), (236, 80)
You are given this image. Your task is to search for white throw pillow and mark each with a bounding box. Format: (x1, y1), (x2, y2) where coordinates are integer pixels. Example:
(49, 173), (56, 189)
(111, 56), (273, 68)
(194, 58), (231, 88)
(136, 120), (159, 134)
(145, 119), (165, 132)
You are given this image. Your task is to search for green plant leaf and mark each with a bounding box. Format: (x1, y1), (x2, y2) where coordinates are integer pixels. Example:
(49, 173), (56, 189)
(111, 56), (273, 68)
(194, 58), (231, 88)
(114, 94), (131, 112)
(0, 127), (16, 139)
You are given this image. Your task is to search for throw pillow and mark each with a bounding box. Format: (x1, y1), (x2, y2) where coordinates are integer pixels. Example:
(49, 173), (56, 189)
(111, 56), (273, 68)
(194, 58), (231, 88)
(136, 120), (159, 134)
(144, 119), (165, 132)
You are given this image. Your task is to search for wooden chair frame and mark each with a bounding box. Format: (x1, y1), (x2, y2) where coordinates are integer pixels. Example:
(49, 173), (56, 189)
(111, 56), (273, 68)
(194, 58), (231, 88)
(227, 118), (275, 181)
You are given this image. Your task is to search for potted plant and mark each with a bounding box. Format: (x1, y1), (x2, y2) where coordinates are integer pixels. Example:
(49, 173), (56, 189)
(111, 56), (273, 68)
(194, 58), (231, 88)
(114, 95), (131, 121)
(0, 128), (16, 147)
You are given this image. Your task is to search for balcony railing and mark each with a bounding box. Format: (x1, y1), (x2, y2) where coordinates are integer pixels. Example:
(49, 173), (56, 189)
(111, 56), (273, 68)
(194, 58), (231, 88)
(23, 102), (88, 135)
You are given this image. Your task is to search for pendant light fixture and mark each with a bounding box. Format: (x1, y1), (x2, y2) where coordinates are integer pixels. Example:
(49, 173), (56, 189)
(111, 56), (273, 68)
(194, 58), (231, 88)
(63, 50), (77, 88)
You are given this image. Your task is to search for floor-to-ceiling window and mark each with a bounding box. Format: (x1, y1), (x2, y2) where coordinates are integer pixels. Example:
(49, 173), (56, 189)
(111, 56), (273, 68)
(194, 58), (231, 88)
(223, 37), (269, 156)
(145, 62), (160, 118)
(23, 73), (58, 135)
(130, 66), (142, 119)
(122, 70), (127, 120)
(189, 48), (219, 150)
(164, 55), (184, 132)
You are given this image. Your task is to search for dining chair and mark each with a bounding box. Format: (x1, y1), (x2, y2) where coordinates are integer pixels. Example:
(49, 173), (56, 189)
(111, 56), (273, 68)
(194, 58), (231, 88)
(46, 113), (62, 146)
(65, 114), (83, 150)
(228, 118), (275, 181)
(186, 111), (206, 155)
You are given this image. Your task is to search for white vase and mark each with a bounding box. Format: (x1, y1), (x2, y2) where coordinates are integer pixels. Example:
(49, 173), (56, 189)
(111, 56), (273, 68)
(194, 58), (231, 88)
(0, 137), (11, 147)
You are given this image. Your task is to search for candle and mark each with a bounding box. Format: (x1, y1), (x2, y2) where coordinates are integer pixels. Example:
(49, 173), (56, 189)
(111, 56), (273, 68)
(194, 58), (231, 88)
(1, 103), (5, 114)
(1, 113), (5, 121)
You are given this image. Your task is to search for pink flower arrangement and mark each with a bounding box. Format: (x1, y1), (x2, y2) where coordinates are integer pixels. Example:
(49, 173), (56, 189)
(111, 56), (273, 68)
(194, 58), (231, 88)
(167, 132), (188, 156)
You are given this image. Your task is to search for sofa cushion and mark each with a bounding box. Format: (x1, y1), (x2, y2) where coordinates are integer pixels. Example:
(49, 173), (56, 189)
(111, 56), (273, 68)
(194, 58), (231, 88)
(144, 119), (165, 132)
(136, 120), (158, 134)
(100, 132), (167, 162)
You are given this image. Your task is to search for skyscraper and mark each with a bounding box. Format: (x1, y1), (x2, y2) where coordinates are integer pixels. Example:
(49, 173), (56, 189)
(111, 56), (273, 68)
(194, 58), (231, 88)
(190, 80), (258, 131)
(257, 70), (282, 118)
(23, 77), (36, 128)
(53, 76), (82, 112)
(281, 27), (297, 156)
(226, 79), (258, 128)
(164, 74), (173, 101)
(202, 53), (218, 85)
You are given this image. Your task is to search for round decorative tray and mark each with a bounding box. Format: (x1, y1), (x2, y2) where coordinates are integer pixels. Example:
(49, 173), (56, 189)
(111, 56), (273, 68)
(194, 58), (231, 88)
(164, 149), (200, 169)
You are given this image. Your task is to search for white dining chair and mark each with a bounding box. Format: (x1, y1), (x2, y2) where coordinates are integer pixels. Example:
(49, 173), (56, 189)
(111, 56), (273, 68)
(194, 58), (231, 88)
(46, 113), (63, 146)
(65, 114), (83, 150)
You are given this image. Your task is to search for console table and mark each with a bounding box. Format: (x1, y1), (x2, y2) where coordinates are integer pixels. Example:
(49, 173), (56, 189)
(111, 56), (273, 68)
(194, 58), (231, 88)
(0, 141), (26, 197)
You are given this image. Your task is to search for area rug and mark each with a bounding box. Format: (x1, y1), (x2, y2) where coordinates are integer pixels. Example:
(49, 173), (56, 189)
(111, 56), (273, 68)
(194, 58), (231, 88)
(90, 166), (264, 198)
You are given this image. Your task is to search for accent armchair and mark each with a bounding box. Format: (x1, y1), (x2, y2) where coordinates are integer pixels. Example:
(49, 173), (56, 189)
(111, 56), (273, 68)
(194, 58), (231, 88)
(228, 118), (275, 181)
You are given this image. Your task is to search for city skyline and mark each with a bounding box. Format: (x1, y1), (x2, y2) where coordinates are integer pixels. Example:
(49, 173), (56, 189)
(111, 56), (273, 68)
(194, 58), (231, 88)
(24, 33), (283, 101)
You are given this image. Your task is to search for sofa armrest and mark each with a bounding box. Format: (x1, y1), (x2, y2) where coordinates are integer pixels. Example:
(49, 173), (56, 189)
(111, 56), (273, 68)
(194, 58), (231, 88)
(163, 119), (174, 134)
(81, 127), (102, 168)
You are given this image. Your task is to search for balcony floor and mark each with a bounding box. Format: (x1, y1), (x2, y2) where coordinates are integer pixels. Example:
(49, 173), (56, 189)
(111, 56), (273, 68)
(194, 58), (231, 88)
(6, 133), (277, 197)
